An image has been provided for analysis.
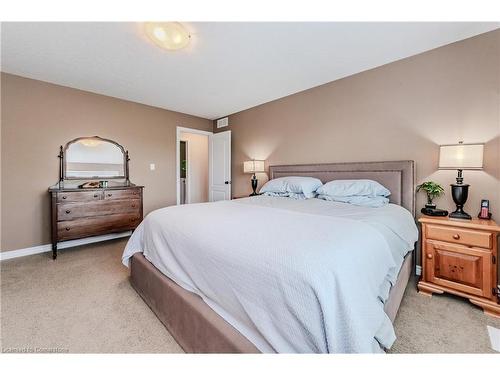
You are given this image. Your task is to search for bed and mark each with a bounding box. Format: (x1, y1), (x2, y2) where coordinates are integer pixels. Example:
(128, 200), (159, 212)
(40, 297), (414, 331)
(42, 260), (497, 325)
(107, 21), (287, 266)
(123, 160), (417, 353)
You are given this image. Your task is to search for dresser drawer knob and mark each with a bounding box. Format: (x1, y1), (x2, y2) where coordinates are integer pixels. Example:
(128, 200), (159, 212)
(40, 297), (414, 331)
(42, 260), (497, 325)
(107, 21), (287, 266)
(131, 204), (136, 208)
(453, 234), (460, 240)
(65, 210), (71, 214)
(427, 253), (433, 259)
(62, 196), (67, 200)
(65, 227), (71, 231)
(107, 193), (113, 197)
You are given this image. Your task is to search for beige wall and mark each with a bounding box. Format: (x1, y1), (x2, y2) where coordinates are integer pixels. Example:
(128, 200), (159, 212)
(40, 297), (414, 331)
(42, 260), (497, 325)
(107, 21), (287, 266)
(215, 30), (500, 220)
(1, 73), (212, 252)
(180, 131), (209, 204)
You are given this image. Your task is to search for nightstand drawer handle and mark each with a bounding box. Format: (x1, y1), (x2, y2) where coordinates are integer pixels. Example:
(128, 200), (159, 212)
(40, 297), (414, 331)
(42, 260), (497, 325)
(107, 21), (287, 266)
(65, 210), (71, 214)
(427, 253), (433, 259)
(94, 194), (99, 198)
(65, 227), (70, 231)
(452, 234), (460, 240)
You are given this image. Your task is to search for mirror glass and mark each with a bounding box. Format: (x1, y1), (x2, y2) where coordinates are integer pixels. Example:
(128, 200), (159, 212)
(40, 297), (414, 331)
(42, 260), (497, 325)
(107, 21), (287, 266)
(65, 137), (125, 179)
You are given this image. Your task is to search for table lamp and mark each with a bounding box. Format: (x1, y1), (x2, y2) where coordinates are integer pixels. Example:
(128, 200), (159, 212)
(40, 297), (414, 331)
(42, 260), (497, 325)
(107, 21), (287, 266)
(438, 142), (484, 220)
(243, 160), (265, 196)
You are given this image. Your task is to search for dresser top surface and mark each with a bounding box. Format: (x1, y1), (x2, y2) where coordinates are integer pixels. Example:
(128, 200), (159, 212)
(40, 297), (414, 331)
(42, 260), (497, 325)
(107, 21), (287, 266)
(49, 183), (143, 192)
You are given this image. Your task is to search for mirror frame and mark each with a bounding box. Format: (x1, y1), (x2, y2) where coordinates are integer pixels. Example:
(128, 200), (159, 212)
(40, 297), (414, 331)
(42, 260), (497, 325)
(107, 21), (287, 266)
(62, 136), (129, 180)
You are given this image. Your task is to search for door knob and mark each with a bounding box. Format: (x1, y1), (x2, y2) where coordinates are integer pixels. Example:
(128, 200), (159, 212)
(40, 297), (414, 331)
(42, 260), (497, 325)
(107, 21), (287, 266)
(224, 181), (230, 185)
(427, 253), (433, 259)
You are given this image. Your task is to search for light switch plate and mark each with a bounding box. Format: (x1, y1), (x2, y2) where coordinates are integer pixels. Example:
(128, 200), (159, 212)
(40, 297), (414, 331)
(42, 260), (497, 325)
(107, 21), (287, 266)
(150, 163), (156, 171)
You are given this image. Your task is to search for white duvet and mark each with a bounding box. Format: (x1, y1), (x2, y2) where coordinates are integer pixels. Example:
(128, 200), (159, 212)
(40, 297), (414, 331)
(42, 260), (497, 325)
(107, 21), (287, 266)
(122, 196), (418, 353)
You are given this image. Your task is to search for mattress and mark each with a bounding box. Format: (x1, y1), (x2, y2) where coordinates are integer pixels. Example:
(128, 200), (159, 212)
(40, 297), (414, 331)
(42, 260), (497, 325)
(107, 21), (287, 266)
(123, 196), (418, 353)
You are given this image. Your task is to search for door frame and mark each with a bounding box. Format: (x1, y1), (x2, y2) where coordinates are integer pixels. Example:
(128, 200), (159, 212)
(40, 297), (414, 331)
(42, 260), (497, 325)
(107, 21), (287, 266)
(176, 126), (213, 205)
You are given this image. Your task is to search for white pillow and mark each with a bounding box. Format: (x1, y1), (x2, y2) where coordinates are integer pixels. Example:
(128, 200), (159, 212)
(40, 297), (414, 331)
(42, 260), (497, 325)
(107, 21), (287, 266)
(317, 194), (389, 207)
(259, 176), (323, 199)
(316, 179), (390, 198)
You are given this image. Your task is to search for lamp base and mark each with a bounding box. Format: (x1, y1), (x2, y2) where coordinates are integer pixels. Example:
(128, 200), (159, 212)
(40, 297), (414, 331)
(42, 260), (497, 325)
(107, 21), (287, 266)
(449, 210), (472, 220)
(250, 174), (258, 196)
(449, 183), (471, 220)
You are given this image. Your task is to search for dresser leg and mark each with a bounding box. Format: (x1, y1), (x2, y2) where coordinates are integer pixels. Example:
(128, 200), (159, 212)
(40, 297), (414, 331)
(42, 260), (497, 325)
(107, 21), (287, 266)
(52, 243), (57, 260)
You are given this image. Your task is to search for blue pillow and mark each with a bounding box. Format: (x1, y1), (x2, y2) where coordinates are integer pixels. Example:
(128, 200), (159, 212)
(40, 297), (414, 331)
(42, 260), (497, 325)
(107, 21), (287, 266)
(316, 179), (390, 198)
(259, 176), (323, 199)
(317, 194), (389, 207)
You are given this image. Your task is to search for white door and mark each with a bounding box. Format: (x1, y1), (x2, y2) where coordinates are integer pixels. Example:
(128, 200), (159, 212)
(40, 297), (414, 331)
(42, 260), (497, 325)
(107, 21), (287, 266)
(209, 130), (231, 201)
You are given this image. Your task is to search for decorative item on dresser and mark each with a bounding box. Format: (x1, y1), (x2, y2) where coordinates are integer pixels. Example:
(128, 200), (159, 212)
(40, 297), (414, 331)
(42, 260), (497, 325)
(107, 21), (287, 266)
(48, 136), (143, 260)
(418, 216), (500, 318)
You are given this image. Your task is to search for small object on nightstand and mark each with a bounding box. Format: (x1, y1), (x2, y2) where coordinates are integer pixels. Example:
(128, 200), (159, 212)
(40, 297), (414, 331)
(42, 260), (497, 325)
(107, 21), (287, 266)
(421, 207), (448, 216)
(243, 160), (265, 196)
(478, 199), (492, 220)
(417, 216), (500, 318)
(416, 181), (448, 216)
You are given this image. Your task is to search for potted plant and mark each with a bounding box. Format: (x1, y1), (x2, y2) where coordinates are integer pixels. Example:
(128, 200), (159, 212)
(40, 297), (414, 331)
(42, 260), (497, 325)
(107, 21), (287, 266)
(416, 181), (445, 209)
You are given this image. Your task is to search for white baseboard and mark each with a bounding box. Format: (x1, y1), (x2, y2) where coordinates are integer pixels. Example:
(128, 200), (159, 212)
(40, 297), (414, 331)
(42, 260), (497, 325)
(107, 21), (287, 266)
(0, 231), (132, 261)
(415, 265), (422, 276)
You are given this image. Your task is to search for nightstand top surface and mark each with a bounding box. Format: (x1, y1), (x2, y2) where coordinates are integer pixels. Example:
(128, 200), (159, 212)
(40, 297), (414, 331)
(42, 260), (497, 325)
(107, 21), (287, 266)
(418, 215), (500, 232)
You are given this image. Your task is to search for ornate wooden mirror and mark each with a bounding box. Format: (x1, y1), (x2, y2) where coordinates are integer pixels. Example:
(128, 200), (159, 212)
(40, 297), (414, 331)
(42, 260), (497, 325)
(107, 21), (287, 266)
(59, 136), (130, 182)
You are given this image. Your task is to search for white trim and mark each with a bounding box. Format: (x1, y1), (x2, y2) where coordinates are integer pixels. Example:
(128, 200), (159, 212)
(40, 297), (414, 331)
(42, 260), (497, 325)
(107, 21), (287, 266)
(176, 126), (213, 205)
(185, 140), (190, 204)
(415, 265), (422, 276)
(0, 231), (131, 261)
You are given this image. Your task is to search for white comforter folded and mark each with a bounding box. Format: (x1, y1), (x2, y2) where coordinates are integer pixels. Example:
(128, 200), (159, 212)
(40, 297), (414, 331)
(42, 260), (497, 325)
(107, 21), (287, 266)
(122, 196), (418, 353)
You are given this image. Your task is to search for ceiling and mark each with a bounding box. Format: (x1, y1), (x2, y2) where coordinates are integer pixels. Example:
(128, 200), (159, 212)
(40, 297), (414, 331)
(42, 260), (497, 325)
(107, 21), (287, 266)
(1, 22), (498, 119)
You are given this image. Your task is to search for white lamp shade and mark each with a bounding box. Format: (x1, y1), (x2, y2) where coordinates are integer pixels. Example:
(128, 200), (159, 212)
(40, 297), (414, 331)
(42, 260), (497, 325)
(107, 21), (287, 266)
(243, 160), (265, 173)
(438, 143), (484, 170)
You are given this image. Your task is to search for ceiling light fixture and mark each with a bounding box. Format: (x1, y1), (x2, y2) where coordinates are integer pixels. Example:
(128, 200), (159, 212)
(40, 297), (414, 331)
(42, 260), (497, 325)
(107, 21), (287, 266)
(144, 22), (191, 51)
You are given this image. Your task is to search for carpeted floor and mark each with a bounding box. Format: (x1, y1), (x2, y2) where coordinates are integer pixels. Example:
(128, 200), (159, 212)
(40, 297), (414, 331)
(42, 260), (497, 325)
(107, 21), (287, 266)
(1, 239), (498, 353)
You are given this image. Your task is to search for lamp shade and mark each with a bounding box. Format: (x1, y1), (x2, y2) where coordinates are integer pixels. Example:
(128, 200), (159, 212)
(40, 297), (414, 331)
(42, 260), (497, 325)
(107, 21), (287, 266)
(243, 160), (265, 174)
(438, 143), (484, 170)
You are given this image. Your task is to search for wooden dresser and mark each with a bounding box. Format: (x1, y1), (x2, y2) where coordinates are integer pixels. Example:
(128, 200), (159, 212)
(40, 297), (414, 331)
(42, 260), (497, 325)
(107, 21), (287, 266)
(418, 216), (500, 318)
(49, 185), (143, 259)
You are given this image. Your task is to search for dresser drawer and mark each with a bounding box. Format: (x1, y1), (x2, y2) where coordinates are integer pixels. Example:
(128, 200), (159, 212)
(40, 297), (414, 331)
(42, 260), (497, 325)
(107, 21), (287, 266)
(103, 188), (141, 200)
(57, 191), (102, 203)
(57, 213), (141, 241)
(57, 199), (141, 221)
(426, 224), (492, 249)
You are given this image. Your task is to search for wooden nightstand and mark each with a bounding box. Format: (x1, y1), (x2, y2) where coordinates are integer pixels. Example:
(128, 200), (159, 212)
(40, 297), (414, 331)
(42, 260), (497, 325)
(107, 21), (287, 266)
(418, 216), (500, 318)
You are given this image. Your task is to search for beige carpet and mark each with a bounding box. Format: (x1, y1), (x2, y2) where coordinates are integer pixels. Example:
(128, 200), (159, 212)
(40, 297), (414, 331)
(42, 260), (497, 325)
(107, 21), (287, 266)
(1, 239), (499, 353)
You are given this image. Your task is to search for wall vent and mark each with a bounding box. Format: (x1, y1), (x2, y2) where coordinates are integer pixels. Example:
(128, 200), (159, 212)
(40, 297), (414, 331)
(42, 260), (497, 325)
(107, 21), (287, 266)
(216, 117), (229, 128)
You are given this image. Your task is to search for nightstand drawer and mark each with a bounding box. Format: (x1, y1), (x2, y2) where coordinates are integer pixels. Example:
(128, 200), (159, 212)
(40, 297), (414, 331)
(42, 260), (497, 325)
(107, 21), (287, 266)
(426, 224), (492, 249)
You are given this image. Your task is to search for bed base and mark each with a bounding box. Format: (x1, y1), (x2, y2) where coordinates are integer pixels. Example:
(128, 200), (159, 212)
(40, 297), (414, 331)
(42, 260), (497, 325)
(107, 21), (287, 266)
(130, 251), (413, 353)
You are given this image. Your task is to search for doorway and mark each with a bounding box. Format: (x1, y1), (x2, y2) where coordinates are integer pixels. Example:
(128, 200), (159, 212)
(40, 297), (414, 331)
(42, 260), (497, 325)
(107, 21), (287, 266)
(179, 140), (187, 204)
(176, 127), (212, 205)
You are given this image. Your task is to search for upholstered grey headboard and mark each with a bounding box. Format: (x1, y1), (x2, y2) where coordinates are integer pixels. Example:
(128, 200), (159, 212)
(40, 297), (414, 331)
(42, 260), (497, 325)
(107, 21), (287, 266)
(269, 160), (415, 216)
